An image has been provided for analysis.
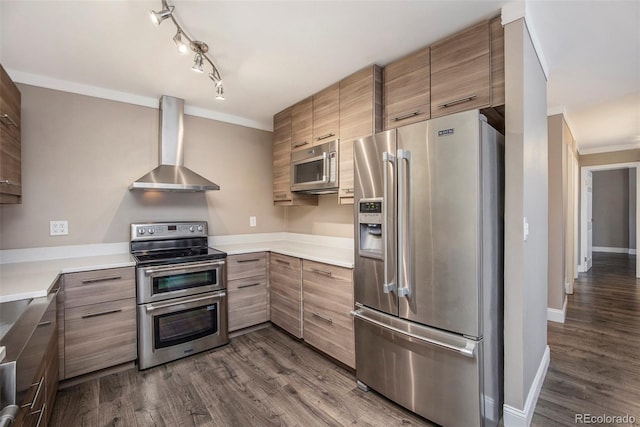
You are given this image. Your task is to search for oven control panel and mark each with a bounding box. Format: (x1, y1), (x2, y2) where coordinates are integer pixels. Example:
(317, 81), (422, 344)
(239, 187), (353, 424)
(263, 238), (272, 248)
(131, 221), (208, 240)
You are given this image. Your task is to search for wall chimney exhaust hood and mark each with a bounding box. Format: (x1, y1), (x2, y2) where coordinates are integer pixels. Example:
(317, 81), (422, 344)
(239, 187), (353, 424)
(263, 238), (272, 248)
(129, 95), (220, 192)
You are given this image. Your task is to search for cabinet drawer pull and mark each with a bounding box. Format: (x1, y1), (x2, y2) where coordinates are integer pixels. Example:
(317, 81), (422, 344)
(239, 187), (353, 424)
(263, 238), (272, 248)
(82, 309), (122, 319)
(237, 282), (261, 289)
(293, 141), (309, 148)
(37, 321), (52, 327)
(275, 259), (291, 266)
(392, 111), (421, 122)
(310, 268), (332, 277)
(81, 275), (122, 284)
(0, 114), (17, 127)
(22, 377), (44, 410)
(343, 188), (355, 194)
(438, 95), (477, 108)
(311, 311), (333, 323)
(236, 258), (261, 263)
(316, 133), (335, 141)
(34, 403), (46, 427)
(0, 179), (18, 186)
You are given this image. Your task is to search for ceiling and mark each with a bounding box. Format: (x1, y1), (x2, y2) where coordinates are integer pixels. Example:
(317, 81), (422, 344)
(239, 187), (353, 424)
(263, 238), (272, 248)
(1, 0), (638, 154)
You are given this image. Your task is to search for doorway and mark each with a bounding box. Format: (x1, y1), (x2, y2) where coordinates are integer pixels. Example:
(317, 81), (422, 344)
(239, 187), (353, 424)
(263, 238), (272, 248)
(579, 162), (640, 278)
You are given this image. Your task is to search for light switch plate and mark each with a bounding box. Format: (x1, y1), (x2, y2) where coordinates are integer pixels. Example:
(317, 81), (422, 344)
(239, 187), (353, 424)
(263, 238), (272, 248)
(50, 220), (69, 236)
(249, 216), (257, 227)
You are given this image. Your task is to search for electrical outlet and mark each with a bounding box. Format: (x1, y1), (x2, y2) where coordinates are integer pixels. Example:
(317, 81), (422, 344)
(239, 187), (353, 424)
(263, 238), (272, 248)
(50, 220), (69, 236)
(249, 216), (257, 227)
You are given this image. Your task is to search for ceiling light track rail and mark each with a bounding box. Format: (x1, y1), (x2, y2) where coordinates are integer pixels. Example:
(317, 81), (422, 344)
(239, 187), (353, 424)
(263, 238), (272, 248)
(150, 0), (224, 100)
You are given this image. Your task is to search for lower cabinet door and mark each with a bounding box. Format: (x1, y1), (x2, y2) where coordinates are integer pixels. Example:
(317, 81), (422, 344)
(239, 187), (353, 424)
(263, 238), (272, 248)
(64, 298), (136, 378)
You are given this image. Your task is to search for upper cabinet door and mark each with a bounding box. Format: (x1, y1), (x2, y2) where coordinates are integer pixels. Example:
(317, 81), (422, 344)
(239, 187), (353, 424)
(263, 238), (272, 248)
(490, 16), (505, 106)
(339, 65), (382, 203)
(312, 83), (340, 145)
(383, 46), (430, 130)
(0, 64), (22, 204)
(430, 20), (491, 118)
(291, 97), (313, 152)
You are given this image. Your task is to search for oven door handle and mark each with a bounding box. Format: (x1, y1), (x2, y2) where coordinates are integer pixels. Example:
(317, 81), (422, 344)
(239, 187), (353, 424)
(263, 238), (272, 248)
(143, 260), (224, 275)
(145, 292), (226, 312)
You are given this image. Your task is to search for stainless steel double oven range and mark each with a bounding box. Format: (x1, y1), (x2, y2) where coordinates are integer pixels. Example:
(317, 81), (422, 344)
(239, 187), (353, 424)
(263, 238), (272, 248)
(130, 221), (228, 370)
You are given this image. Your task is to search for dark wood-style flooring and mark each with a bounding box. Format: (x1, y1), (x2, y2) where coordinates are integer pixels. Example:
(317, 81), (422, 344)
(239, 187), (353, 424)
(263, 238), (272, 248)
(52, 252), (640, 426)
(532, 252), (640, 426)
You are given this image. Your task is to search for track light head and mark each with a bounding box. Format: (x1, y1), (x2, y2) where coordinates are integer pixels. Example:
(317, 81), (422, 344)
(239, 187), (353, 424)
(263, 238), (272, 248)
(216, 86), (225, 101)
(192, 53), (204, 73)
(173, 30), (189, 54)
(149, 4), (174, 27)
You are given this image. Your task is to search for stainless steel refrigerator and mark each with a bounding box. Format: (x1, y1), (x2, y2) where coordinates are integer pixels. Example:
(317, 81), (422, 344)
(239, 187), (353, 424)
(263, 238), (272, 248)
(352, 109), (504, 427)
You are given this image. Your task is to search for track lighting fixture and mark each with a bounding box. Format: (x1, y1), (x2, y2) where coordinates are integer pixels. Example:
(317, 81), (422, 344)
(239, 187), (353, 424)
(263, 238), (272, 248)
(149, 0), (225, 100)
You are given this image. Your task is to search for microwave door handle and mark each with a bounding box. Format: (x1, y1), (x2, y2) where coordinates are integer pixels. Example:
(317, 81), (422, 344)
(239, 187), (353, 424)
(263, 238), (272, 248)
(322, 152), (329, 182)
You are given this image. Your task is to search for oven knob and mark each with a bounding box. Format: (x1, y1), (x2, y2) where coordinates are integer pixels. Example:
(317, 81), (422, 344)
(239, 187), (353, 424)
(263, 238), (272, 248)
(139, 228), (145, 235)
(189, 226), (195, 232)
(197, 225), (203, 232)
(148, 228), (155, 235)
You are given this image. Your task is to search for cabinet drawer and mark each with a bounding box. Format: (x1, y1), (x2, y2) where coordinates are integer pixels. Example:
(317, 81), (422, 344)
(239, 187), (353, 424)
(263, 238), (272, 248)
(302, 260), (354, 367)
(227, 252), (268, 281)
(228, 277), (269, 331)
(64, 267), (135, 308)
(64, 298), (136, 378)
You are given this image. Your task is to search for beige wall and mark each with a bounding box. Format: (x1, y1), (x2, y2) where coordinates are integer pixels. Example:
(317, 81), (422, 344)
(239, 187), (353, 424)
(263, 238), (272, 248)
(580, 149), (640, 167)
(503, 18), (549, 411)
(285, 194), (354, 238)
(0, 85), (285, 249)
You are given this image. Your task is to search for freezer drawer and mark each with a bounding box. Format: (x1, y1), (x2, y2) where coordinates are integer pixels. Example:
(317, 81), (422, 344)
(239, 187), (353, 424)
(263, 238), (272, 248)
(353, 308), (490, 427)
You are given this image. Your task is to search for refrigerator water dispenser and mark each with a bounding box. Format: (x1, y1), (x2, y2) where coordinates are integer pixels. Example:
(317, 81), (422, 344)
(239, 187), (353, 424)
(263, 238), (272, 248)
(358, 198), (383, 259)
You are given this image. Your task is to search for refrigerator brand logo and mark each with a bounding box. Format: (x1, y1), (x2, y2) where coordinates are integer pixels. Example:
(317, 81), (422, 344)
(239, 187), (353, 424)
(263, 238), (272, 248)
(438, 128), (455, 136)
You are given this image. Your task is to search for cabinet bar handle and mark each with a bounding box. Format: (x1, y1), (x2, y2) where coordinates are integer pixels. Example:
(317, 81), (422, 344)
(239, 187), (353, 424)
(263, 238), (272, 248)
(0, 114), (17, 127)
(0, 179), (18, 186)
(438, 95), (477, 108)
(37, 321), (52, 327)
(310, 268), (332, 277)
(392, 111), (421, 122)
(293, 141), (309, 148)
(81, 275), (122, 284)
(237, 282), (261, 289)
(316, 133), (335, 141)
(22, 377), (44, 410)
(311, 311), (333, 323)
(82, 309), (122, 319)
(34, 403), (46, 427)
(236, 258), (261, 263)
(275, 259), (291, 266)
(343, 188), (355, 194)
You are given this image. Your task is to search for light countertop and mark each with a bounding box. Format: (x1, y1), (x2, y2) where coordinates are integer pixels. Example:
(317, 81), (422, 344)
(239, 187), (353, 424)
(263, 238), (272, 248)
(0, 253), (135, 303)
(0, 234), (354, 303)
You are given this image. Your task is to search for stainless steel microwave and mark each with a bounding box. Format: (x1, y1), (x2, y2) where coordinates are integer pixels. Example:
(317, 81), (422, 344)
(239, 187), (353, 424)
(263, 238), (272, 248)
(290, 139), (339, 194)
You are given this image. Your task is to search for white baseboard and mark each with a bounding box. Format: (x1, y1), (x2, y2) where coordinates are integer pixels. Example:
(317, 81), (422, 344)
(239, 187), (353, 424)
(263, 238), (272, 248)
(547, 297), (568, 323)
(503, 346), (551, 427)
(564, 281), (573, 294)
(593, 246), (635, 254)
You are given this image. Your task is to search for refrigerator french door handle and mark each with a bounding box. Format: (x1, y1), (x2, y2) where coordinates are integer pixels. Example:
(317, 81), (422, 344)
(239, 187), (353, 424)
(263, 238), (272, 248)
(397, 149), (412, 298)
(382, 151), (396, 294)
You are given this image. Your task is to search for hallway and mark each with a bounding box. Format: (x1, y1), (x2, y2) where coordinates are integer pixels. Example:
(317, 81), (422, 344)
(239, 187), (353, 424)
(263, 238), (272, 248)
(532, 252), (640, 426)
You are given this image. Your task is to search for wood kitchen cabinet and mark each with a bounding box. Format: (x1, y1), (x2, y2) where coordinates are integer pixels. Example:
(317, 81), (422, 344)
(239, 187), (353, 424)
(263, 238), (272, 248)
(490, 16), (505, 106)
(383, 46), (431, 130)
(0, 64), (21, 204)
(339, 65), (382, 204)
(62, 267), (136, 379)
(269, 253), (303, 338)
(312, 83), (340, 145)
(430, 20), (491, 118)
(227, 252), (269, 332)
(272, 107), (317, 206)
(291, 97), (313, 152)
(302, 260), (354, 368)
